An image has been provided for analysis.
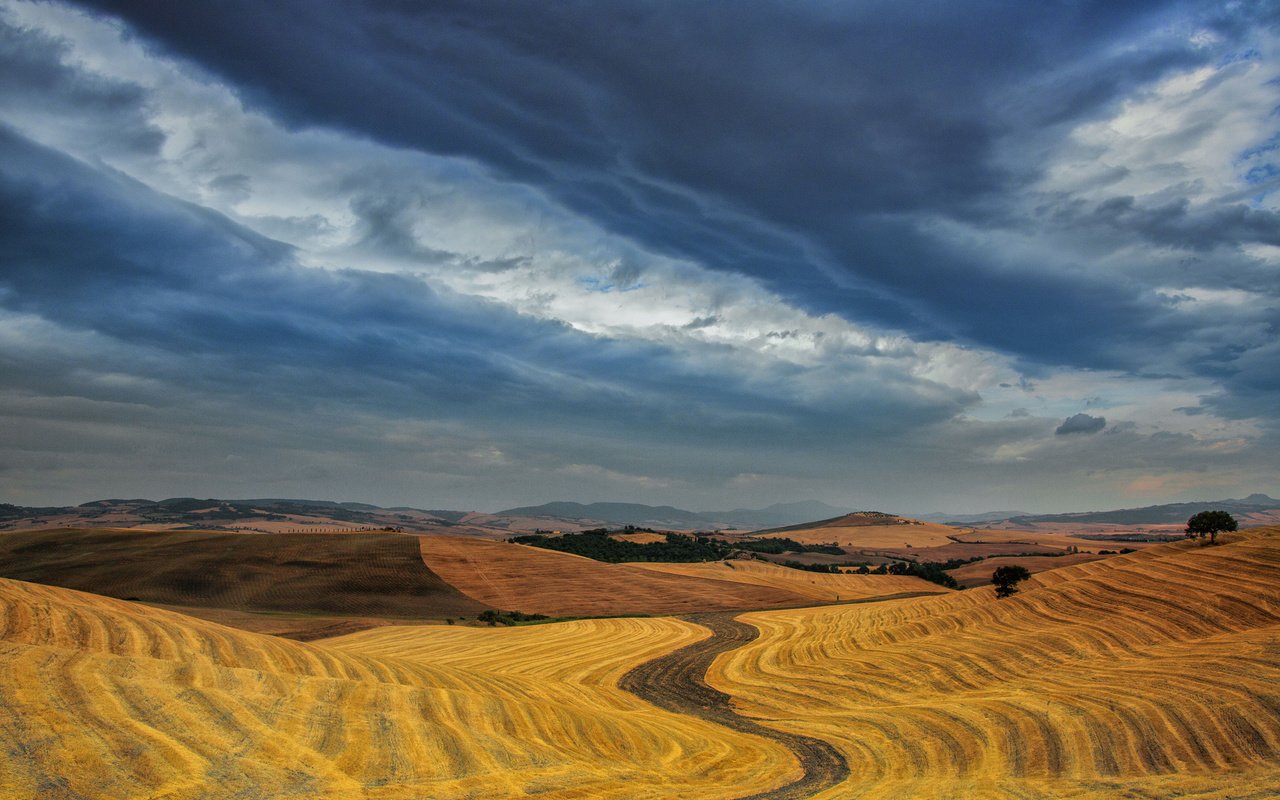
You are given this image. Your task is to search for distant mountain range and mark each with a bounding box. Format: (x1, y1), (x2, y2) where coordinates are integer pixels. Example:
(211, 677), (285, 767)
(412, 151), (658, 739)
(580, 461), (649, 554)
(927, 494), (1280, 527)
(492, 500), (855, 530)
(4, 494), (1277, 534)
(915, 510), (1033, 524)
(0, 496), (852, 533)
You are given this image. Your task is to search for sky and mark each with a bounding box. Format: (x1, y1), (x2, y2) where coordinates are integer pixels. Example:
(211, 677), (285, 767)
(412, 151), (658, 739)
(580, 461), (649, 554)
(0, 0), (1277, 515)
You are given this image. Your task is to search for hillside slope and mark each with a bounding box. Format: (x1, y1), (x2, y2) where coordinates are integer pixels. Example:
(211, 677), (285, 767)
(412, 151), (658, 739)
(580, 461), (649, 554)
(418, 535), (816, 617)
(628, 559), (949, 602)
(713, 527), (1280, 798)
(0, 528), (487, 625)
(0, 578), (797, 799)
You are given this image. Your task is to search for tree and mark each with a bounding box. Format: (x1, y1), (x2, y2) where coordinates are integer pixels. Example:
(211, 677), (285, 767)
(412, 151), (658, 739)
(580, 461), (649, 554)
(1185, 510), (1237, 545)
(992, 565), (1031, 598)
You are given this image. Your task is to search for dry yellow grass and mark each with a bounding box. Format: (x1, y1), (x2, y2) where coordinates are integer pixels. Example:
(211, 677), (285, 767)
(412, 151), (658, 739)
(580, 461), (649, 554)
(0, 576), (800, 799)
(609, 531), (668, 544)
(709, 527), (1280, 798)
(628, 559), (948, 602)
(946, 552), (1108, 587)
(948, 527), (1161, 553)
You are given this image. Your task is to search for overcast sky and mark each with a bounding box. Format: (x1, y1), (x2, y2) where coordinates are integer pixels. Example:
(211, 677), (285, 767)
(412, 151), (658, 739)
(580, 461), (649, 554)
(1, 0), (1277, 514)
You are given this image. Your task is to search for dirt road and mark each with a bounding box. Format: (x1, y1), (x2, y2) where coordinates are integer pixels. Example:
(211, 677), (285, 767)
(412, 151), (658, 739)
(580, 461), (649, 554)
(619, 612), (849, 799)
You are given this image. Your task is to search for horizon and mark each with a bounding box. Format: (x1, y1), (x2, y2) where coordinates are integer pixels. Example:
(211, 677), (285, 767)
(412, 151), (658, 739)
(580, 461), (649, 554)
(2, 1), (1278, 514)
(8, 490), (1278, 520)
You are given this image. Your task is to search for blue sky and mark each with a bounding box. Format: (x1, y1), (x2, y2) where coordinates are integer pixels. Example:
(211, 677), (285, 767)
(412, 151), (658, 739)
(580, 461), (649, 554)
(1, 0), (1277, 514)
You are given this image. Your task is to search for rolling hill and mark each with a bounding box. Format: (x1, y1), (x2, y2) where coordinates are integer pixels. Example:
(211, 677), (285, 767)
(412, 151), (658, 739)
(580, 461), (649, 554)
(417, 535), (821, 617)
(0, 528), (488, 637)
(0, 577), (797, 799)
(713, 527), (1280, 797)
(925, 493), (1280, 528)
(2, 525), (1279, 796)
(625, 559), (949, 603)
(491, 499), (854, 530)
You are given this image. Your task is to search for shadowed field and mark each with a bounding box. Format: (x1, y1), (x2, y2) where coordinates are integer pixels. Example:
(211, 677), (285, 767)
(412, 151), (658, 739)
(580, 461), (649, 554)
(628, 559), (949, 602)
(0, 577), (798, 799)
(711, 527), (1280, 798)
(418, 534), (816, 617)
(0, 529), (487, 633)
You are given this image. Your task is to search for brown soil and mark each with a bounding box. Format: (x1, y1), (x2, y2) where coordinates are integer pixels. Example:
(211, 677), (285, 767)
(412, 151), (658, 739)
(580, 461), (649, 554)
(620, 612), (849, 799)
(419, 534), (817, 617)
(0, 528), (488, 620)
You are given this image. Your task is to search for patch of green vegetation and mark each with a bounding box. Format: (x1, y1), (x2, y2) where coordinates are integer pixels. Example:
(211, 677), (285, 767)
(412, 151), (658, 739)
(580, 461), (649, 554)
(476, 609), (551, 626)
(510, 529), (844, 563)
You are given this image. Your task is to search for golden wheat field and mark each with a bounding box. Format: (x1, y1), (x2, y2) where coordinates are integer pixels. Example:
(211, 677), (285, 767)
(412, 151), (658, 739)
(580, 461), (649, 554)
(627, 559), (948, 602)
(945, 552), (1107, 587)
(712, 527), (1280, 798)
(4, 528), (1280, 798)
(0, 577), (799, 799)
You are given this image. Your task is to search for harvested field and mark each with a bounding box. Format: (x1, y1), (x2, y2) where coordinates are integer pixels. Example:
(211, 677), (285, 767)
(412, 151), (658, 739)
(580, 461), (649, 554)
(142, 603), (407, 641)
(710, 527), (1280, 798)
(758, 520), (961, 549)
(628, 560), (948, 602)
(0, 577), (797, 799)
(946, 553), (1108, 588)
(610, 531), (668, 544)
(418, 534), (815, 617)
(948, 527), (1161, 552)
(0, 528), (486, 621)
(618, 613), (841, 799)
(876, 540), (1067, 561)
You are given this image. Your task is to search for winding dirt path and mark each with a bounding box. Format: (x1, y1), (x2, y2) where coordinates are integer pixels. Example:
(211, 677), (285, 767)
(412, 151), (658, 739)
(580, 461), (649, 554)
(619, 611), (849, 800)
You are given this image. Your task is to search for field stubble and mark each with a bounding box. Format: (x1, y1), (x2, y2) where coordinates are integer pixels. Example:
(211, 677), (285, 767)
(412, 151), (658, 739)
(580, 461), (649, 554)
(0, 578), (796, 799)
(711, 527), (1280, 798)
(5, 527), (1280, 799)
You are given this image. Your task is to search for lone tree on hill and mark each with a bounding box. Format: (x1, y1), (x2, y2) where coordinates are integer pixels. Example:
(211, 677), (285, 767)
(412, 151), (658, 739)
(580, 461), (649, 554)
(1185, 510), (1237, 545)
(992, 565), (1031, 598)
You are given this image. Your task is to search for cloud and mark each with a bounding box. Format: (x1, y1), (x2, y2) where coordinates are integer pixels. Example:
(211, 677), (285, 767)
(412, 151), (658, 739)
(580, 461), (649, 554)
(0, 0), (1276, 512)
(1056, 413), (1107, 436)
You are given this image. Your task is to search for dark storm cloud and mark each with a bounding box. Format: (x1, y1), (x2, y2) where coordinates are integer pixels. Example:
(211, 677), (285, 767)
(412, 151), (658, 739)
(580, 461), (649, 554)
(0, 12), (162, 156)
(1056, 413), (1107, 436)
(1081, 196), (1280, 251)
(0, 126), (962, 457)
(69, 0), (1249, 346)
(5, 0), (1278, 509)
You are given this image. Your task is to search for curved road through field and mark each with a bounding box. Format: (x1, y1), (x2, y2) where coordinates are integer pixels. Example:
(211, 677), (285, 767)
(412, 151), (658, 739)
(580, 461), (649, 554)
(619, 611), (849, 800)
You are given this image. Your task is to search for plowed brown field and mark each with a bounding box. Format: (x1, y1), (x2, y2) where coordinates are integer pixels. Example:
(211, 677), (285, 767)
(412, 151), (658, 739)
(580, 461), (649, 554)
(418, 534), (816, 616)
(0, 528), (487, 632)
(711, 527), (1280, 798)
